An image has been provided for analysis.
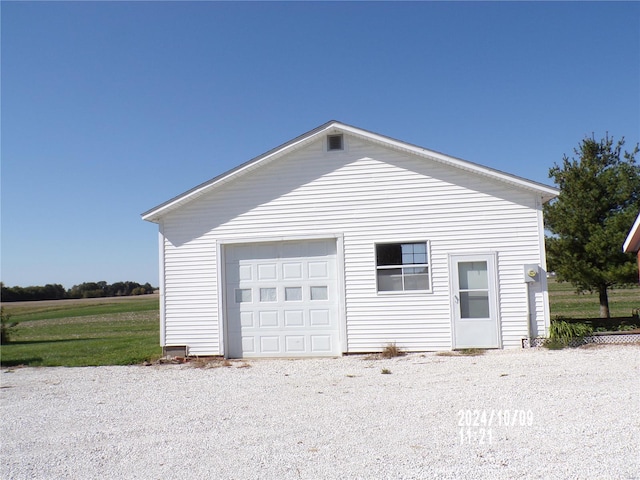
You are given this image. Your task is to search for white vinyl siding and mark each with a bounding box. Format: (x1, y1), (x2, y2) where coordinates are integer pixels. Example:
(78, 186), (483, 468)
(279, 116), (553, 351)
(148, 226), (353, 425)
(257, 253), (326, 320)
(160, 135), (547, 355)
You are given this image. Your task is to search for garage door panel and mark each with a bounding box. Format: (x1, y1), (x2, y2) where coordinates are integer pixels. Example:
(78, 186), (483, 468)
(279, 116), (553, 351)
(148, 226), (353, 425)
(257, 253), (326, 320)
(285, 336), (305, 352)
(234, 288), (252, 304)
(239, 265), (252, 281)
(284, 310), (304, 327)
(283, 262), (303, 279)
(225, 240), (339, 358)
(310, 309), (330, 326)
(310, 285), (328, 300)
(308, 261), (328, 278)
(224, 263), (253, 283)
(258, 264), (277, 281)
(311, 335), (332, 352)
(259, 287), (277, 302)
(258, 311), (278, 327)
(260, 336), (280, 353)
(284, 287), (302, 301)
(241, 336), (255, 353)
(240, 311), (254, 327)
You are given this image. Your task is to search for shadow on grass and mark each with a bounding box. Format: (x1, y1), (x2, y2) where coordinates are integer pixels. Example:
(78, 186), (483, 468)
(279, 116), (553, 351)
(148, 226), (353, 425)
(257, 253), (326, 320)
(1, 358), (44, 367)
(5, 338), (88, 345)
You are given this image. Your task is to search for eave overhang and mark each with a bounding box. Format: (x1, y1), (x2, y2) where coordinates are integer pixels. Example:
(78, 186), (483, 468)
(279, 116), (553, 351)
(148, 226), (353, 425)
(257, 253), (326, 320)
(623, 213), (640, 253)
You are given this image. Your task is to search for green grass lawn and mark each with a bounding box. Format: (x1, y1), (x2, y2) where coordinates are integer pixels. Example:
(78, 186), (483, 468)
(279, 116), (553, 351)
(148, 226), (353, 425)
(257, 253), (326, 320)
(1, 296), (161, 367)
(548, 278), (639, 318)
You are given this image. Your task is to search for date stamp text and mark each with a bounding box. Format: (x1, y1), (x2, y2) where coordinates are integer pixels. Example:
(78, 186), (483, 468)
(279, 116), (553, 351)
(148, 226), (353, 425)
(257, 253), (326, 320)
(457, 409), (534, 444)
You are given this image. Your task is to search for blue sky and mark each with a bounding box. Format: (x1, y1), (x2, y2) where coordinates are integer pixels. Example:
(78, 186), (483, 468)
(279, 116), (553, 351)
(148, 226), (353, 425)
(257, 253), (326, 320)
(2, 1), (639, 289)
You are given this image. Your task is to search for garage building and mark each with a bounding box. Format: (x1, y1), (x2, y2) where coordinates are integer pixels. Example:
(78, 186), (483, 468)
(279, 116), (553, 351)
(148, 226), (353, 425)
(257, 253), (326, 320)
(142, 121), (558, 357)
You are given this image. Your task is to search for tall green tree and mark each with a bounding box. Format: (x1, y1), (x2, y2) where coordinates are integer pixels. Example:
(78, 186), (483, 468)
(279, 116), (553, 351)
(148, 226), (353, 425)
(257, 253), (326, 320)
(544, 135), (640, 318)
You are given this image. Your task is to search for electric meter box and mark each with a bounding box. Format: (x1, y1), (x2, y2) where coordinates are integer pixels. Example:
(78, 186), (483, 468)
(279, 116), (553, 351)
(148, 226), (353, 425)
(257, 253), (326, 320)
(524, 264), (540, 283)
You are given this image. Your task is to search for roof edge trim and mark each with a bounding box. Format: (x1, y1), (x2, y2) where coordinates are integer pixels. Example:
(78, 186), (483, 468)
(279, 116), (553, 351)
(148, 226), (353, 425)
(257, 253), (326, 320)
(623, 212), (640, 253)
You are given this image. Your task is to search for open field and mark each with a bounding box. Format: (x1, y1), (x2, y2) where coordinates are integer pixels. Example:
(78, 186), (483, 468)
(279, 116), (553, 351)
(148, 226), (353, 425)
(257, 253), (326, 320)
(1, 295), (161, 367)
(547, 279), (639, 318)
(3, 294), (159, 321)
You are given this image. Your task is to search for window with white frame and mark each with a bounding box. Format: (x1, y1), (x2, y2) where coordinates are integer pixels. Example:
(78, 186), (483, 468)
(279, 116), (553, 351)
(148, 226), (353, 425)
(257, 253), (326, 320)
(376, 242), (430, 292)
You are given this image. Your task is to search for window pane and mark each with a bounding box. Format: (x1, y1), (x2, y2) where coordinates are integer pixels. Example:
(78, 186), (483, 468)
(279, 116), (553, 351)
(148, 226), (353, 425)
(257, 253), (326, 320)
(401, 244), (414, 264)
(460, 291), (490, 318)
(404, 267), (429, 290)
(413, 253), (427, 264)
(310, 286), (328, 300)
(377, 268), (403, 291)
(402, 243), (427, 265)
(404, 272), (429, 290)
(260, 288), (277, 302)
(285, 287), (302, 301)
(376, 244), (402, 266)
(235, 289), (252, 303)
(378, 242), (428, 266)
(402, 253), (427, 265)
(412, 243), (426, 254)
(458, 261), (488, 290)
(405, 267), (428, 275)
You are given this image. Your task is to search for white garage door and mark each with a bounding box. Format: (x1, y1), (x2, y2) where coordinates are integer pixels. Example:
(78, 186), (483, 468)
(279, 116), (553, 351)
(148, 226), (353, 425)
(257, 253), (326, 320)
(224, 239), (340, 358)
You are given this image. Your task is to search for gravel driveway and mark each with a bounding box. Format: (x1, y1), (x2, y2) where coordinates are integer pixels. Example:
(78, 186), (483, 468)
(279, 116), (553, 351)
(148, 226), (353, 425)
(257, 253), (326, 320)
(2, 346), (639, 479)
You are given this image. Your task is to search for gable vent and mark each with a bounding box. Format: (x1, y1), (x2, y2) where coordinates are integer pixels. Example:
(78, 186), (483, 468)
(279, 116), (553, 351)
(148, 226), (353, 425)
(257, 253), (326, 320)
(327, 134), (344, 151)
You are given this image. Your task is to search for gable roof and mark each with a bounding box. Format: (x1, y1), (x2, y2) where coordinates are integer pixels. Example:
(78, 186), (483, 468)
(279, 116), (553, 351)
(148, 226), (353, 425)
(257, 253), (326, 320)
(142, 120), (559, 223)
(623, 212), (640, 253)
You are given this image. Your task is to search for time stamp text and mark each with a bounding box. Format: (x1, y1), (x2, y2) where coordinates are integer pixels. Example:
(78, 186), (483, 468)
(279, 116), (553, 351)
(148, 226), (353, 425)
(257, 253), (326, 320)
(458, 409), (534, 445)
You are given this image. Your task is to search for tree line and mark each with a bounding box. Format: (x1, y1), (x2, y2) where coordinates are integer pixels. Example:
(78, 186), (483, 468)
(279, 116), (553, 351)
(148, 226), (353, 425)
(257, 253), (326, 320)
(0, 281), (156, 302)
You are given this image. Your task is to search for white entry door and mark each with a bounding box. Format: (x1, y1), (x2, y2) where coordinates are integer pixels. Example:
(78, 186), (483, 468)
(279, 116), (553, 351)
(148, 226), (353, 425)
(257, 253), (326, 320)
(224, 239), (340, 358)
(450, 254), (500, 349)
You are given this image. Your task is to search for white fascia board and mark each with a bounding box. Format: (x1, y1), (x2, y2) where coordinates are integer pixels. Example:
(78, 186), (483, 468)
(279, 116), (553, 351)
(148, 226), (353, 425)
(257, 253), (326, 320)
(623, 212), (640, 253)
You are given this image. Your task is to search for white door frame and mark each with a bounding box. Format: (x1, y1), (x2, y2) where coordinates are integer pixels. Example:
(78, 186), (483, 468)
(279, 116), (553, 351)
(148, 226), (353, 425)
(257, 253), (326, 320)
(449, 253), (501, 349)
(217, 234), (346, 358)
